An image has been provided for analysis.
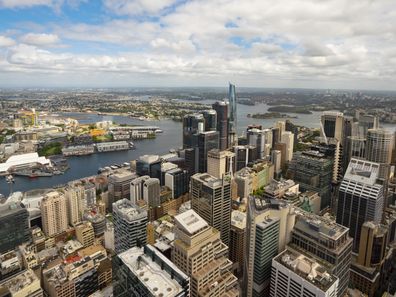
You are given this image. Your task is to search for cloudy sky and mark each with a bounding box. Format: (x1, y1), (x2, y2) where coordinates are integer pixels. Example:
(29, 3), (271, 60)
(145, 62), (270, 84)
(0, 0), (395, 89)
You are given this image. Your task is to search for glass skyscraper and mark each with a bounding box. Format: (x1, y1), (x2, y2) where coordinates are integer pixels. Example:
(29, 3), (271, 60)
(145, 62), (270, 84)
(228, 83), (237, 147)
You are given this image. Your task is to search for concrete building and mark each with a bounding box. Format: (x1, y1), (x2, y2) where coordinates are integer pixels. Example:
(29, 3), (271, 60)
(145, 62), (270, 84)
(207, 149), (235, 178)
(113, 244), (189, 297)
(130, 175), (150, 203)
(143, 178), (161, 208)
(247, 128), (272, 159)
(230, 210), (246, 277)
(0, 202), (30, 254)
(164, 168), (189, 199)
(0, 269), (43, 297)
(172, 210), (239, 297)
(281, 131), (294, 163)
(41, 191), (68, 237)
(190, 173), (232, 246)
(320, 111), (344, 142)
(271, 150), (282, 178)
(270, 249), (339, 297)
(235, 168), (254, 201)
(337, 158), (384, 251)
(289, 211), (353, 297)
(75, 222), (95, 248)
(65, 185), (85, 227)
(113, 199), (148, 253)
(108, 171), (136, 210)
(366, 129), (393, 179)
(182, 113), (205, 149)
(136, 155), (162, 179)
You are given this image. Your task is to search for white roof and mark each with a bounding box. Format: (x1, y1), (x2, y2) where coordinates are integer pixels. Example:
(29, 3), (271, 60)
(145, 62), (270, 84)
(174, 209), (208, 235)
(0, 153), (51, 173)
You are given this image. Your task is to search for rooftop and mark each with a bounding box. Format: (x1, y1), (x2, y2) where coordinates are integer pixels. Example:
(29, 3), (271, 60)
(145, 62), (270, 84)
(231, 210), (246, 230)
(192, 172), (229, 188)
(275, 249), (337, 292)
(0, 269), (40, 295)
(174, 209), (208, 236)
(343, 158), (381, 186)
(113, 199), (147, 222)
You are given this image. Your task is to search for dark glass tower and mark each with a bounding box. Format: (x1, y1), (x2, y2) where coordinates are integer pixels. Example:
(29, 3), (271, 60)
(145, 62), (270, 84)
(196, 131), (219, 173)
(202, 109), (217, 132)
(182, 113), (204, 149)
(212, 101), (228, 150)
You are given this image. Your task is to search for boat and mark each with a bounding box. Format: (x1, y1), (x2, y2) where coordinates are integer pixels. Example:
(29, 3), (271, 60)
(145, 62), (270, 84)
(155, 129), (163, 133)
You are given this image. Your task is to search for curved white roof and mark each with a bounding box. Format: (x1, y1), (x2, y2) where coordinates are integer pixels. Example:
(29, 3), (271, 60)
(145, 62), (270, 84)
(0, 152), (51, 173)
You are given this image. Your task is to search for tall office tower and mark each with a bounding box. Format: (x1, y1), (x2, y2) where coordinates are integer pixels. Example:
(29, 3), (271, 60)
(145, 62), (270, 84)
(113, 199), (148, 253)
(271, 150), (282, 178)
(275, 120), (286, 135)
(113, 244), (190, 297)
(213, 101), (229, 150)
(182, 113), (204, 149)
(349, 222), (389, 297)
(247, 128), (272, 159)
(184, 147), (196, 176)
(130, 175), (150, 203)
(228, 83), (238, 147)
(311, 142), (343, 184)
(235, 168), (253, 200)
(160, 161), (178, 185)
(290, 211), (353, 297)
(172, 210), (239, 297)
(337, 158), (384, 251)
(202, 109), (217, 131)
(65, 185), (85, 227)
(230, 210), (246, 277)
(136, 154), (162, 179)
(244, 198), (296, 297)
(287, 150), (333, 210)
(366, 128), (393, 180)
(0, 202), (30, 253)
(344, 136), (366, 169)
(280, 131), (294, 162)
(356, 114), (379, 137)
(320, 111), (344, 141)
(41, 191), (68, 237)
(272, 127), (281, 147)
(108, 171), (136, 210)
(195, 131), (219, 173)
(84, 183), (96, 207)
(274, 142), (287, 170)
(285, 120), (298, 148)
(207, 149), (235, 178)
(164, 168), (189, 199)
(190, 173), (231, 245)
(270, 249), (339, 297)
(234, 145), (257, 171)
(143, 178), (161, 208)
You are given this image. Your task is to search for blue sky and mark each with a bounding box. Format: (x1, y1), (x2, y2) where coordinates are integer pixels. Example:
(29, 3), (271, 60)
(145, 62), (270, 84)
(0, 0), (395, 89)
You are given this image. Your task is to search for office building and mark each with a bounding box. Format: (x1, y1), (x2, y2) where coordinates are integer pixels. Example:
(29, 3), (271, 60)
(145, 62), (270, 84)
(191, 173), (232, 246)
(247, 128), (272, 159)
(275, 121), (286, 135)
(113, 199), (148, 253)
(207, 149), (235, 178)
(270, 249), (339, 297)
(244, 197), (296, 297)
(0, 202), (30, 254)
(228, 83), (238, 147)
(75, 222), (95, 248)
(272, 127), (281, 147)
(212, 101), (229, 150)
(230, 210), (246, 277)
(337, 158), (384, 251)
(182, 113), (204, 149)
(108, 171), (136, 209)
(0, 269), (43, 297)
(271, 150), (282, 178)
(202, 109), (217, 132)
(160, 161), (178, 185)
(196, 131), (219, 173)
(41, 191), (68, 237)
(83, 210), (106, 237)
(366, 129), (393, 179)
(136, 155), (162, 179)
(290, 211), (353, 297)
(172, 210), (239, 297)
(320, 111), (344, 142)
(164, 168), (189, 199)
(235, 168), (254, 200)
(130, 175), (150, 203)
(143, 178), (160, 208)
(281, 131), (294, 162)
(113, 244), (189, 297)
(234, 145), (257, 171)
(287, 150), (333, 210)
(65, 185), (85, 227)
(274, 142), (287, 170)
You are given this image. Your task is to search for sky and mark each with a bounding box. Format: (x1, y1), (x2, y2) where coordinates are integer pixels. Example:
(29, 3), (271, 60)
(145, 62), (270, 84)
(0, 0), (395, 89)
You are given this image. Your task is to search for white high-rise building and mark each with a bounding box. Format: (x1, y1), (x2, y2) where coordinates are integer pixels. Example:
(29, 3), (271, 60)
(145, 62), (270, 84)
(207, 149), (235, 178)
(281, 131), (294, 162)
(130, 175), (150, 203)
(65, 185), (85, 227)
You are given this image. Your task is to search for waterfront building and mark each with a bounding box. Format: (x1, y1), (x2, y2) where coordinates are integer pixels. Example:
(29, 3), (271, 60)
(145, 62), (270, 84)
(202, 109), (217, 132)
(130, 175), (150, 203)
(0, 152), (52, 175)
(172, 210), (239, 297)
(136, 155), (162, 180)
(270, 249), (339, 297)
(366, 128), (393, 179)
(287, 150), (333, 210)
(143, 178), (161, 208)
(228, 83), (238, 147)
(182, 113), (204, 149)
(320, 111), (344, 142)
(41, 191), (68, 237)
(95, 141), (129, 152)
(61, 145), (95, 156)
(337, 158), (384, 251)
(212, 101), (229, 150)
(113, 199), (148, 253)
(190, 173), (232, 246)
(0, 269), (43, 297)
(108, 171), (136, 210)
(113, 244), (189, 297)
(0, 202), (30, 254)
(281, 131), (294, 163)
(230, 210), (246, 277)
(290, 210), (353, 297)
(207, 149), (235, 178)
(164, 168), (189, 199)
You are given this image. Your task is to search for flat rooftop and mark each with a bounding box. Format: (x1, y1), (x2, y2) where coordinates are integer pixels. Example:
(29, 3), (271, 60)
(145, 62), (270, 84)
(174, 209), (208, 235)
(113, 199), (147, 222)
(343, 158), (381, 186)
(0, 269), (40, 295)
(118, 246), (188, 297)
(192, 172), (229, 187)
(274, 249), (337, 292)
(231, 210), (246, 230)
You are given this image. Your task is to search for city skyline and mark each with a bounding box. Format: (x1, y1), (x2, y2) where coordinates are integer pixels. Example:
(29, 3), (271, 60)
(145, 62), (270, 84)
(0, 0), (395, 90)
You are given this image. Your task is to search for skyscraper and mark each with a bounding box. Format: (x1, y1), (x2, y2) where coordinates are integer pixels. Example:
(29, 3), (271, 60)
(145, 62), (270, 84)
(108, 171), (136, 210)
(171, 210), (239, 297)
(212, 101), (229, 150)
(143, 178), (161, 208)
(366, 128), (393, 180)
(228, 83), (237, 147)
(41, 191), (68, 237)
(164, 168), (189, 199)
(113, 199), (148, 253)
(130, 175), (150, 203)
(136, 154), (162, 179)
(320, 111), (344, 142)
(65, 184), (85, 227)
(280, 131), (294, 162)
(337, 158), (384, 252)
(230, 210), (246, 277)
(195, 131), (219, 173)
(247, 128), (272, 159)
(207, 149), (235, 178)
(190, 173), (232, 246)
(182, 113), (204, 149)
(202, 109), (217, 131)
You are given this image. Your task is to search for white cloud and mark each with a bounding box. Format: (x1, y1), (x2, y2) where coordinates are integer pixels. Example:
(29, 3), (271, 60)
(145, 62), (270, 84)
(0, 0), (52, 8)
(20, 33), (60, 46)
(103, 0), (178, 15)
(0, 36), (16, 47)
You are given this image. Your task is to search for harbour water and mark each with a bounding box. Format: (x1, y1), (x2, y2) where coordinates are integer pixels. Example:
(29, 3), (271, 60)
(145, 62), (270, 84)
(1, 101), (394, 194)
